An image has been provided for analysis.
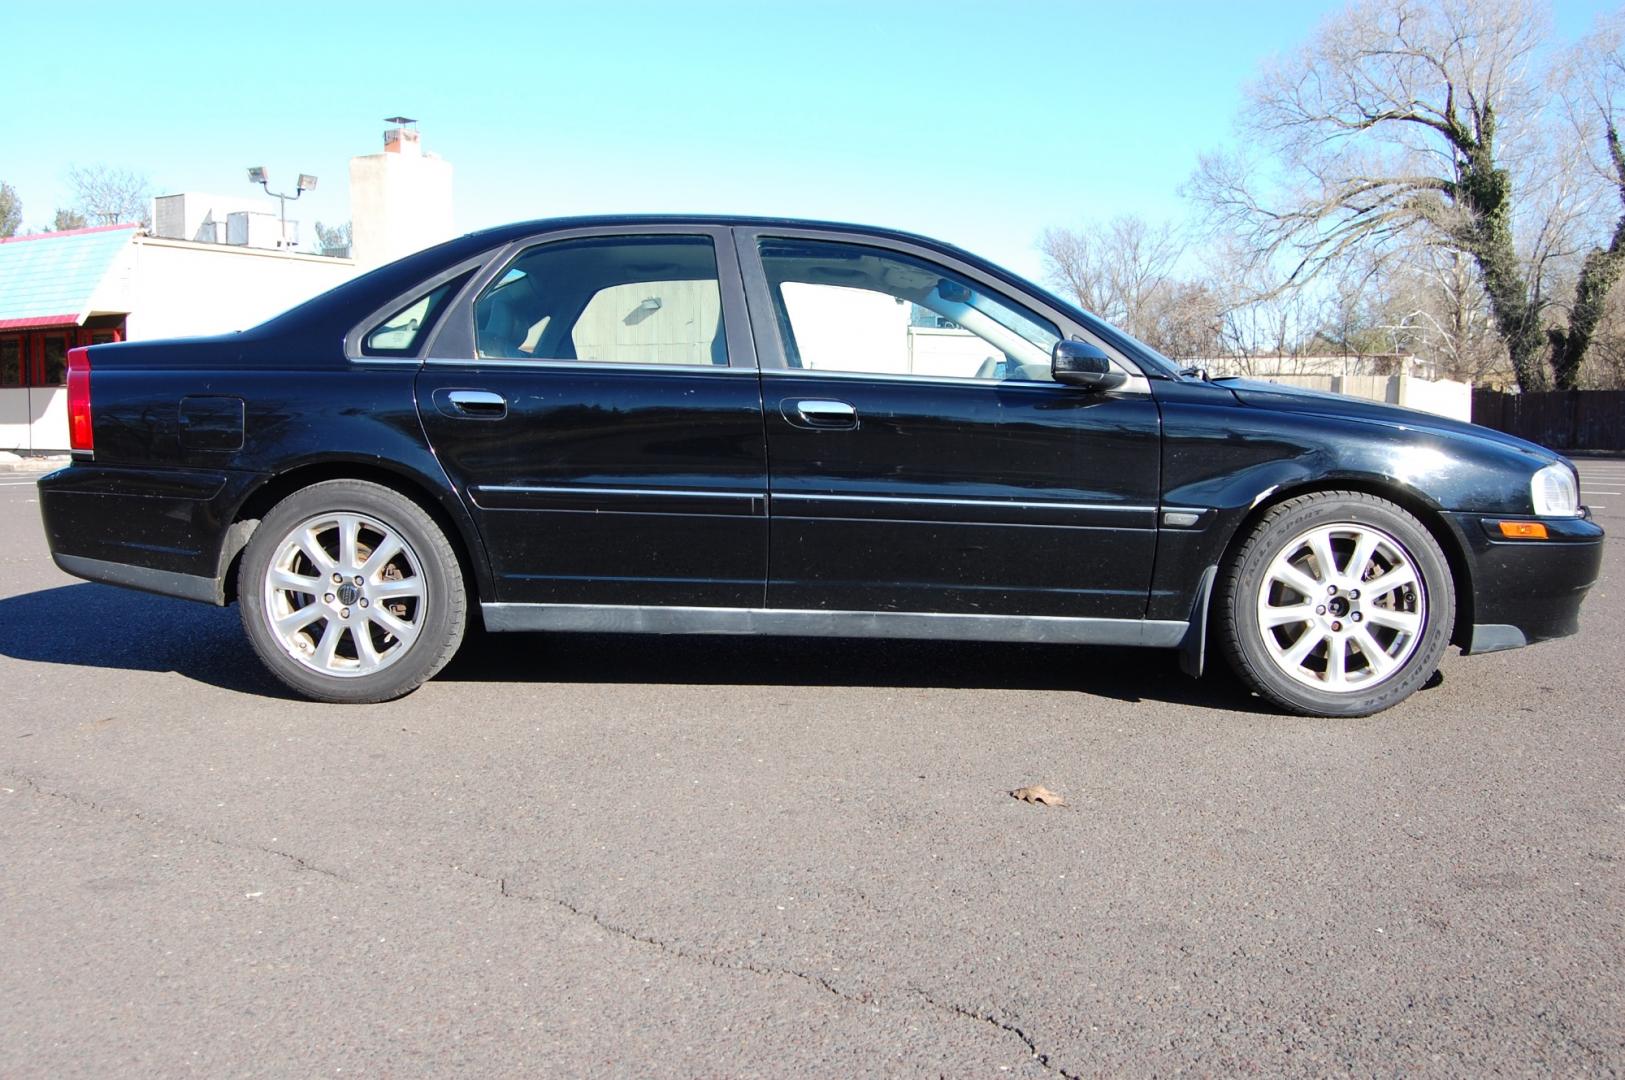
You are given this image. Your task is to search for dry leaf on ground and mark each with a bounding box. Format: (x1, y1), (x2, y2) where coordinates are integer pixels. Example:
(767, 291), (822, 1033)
(1011, 785), (1067, 807)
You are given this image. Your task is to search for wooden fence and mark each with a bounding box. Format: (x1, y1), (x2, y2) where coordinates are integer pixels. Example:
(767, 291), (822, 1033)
(1471, 390), (1625, 452)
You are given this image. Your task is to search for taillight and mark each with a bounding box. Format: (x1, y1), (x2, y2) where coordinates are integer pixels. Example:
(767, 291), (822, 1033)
(67, 346), (93, 452)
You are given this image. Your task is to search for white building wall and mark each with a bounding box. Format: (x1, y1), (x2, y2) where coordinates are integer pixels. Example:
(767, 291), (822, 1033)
(119, 237), (356, 340)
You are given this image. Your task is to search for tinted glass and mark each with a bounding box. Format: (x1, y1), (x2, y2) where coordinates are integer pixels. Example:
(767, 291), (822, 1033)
(363, 274), (467, 356)
(758, 239), (1060, 381)
(474, 236), (726, 366)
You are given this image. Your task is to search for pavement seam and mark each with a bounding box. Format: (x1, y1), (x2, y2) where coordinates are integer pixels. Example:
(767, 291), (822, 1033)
(5, 769), (349, 882)
(451, 863), (1079, 1077)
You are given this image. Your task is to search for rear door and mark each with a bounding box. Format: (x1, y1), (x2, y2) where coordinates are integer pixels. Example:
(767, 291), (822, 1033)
(411, 226), (768, 607)
(736, 227), (1161, 619)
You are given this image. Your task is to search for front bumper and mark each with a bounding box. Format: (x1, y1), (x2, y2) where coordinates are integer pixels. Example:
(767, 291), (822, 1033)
(1443, 512), (1605, 654)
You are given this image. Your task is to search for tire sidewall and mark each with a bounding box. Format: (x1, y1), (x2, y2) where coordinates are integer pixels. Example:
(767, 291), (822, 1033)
(239, 480), (465, 703)
(1224, 495), (1454, 717)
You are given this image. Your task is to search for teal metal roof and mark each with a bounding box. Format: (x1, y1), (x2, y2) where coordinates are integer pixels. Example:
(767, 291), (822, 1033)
(0, 224), (137, 329)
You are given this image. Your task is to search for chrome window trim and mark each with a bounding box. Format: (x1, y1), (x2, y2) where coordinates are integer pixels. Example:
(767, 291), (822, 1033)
(421, 357), (751, 376)
(759, 365), (1150, 394)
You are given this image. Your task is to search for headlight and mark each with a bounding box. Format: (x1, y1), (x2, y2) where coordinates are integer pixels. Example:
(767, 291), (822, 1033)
(1531, 463), (1579, 516)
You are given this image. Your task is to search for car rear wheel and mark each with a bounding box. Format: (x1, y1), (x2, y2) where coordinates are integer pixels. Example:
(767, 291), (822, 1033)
(1218, 491), (1454, 717)
(239, 480), (466, 703)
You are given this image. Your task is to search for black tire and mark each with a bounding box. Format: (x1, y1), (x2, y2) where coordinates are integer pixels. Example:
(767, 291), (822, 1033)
(238, 480), (467, 703)
(1217, 491), (1455, 717)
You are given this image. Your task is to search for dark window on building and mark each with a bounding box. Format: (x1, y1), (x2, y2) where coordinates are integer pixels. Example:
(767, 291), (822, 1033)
(0, 338), (21, 388)
(39, 335), (69, 386)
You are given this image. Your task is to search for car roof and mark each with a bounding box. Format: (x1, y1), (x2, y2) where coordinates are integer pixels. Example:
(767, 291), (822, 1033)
(457, 214), (974, 256)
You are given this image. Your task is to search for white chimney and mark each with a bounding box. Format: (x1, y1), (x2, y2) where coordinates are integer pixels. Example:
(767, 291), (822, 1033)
(348, 116), (454, 269)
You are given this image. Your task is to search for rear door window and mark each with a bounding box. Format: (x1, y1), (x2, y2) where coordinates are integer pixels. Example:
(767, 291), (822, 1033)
(472, 236), (727, 366)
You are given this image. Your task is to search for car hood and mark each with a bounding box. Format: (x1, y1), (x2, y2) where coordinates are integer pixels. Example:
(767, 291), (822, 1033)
(1217, 378), (1558, 464)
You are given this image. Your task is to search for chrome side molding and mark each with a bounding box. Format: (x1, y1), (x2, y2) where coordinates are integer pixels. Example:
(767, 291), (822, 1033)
(481, 602), (1188, 648)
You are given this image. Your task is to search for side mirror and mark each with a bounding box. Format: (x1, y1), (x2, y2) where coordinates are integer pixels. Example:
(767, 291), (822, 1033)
(1051, 339), (1127, 391)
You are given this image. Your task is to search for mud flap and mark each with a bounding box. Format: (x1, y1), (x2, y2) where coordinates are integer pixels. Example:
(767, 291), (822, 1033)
(1178, 565), (1218, 678)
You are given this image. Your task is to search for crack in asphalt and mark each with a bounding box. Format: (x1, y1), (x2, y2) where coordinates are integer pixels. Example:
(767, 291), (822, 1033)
(451, 863), (1078, 1077)
(4, 770), (1076, 1075)
(910, 989), (1083, 1080)
(5, 769), (348, 882)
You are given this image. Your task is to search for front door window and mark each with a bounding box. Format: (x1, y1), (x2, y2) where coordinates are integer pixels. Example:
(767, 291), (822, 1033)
(758, 238), (1061, 382)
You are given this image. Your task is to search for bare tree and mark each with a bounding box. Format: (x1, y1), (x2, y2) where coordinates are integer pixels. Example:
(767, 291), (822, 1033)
(0, 182), (20, 238)
(314, 220), (352, 257)
(66, 164), (153, 228)
(1040, 216), (1184, 327)
(1039, 215), (1222, 356)
(1189, 0), (1590, 391)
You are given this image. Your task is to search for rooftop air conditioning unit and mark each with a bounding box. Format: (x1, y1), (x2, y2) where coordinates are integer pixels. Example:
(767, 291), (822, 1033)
(227, 211), (296, 249)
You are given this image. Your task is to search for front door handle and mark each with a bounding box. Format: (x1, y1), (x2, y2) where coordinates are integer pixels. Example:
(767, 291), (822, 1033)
(436, 388), (507, 420)
(785, 398), (858, 430)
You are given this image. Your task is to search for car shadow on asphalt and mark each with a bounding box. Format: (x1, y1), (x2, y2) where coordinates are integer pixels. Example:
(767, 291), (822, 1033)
(0, 583), (1270, 712)
(0, 583), (296, 698)
(441, 625), (1274, 712)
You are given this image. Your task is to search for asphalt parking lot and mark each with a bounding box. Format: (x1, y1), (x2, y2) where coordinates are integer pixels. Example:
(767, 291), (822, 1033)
(2, 463), (1622, 1077)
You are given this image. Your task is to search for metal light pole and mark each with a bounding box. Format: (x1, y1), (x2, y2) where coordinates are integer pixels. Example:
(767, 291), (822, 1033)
(246, 167), (318, 248)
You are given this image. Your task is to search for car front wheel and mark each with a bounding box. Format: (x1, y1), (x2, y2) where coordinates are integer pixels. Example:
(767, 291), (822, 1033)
(1218, 491), (1455, 717)
(239, 480), (467, 703)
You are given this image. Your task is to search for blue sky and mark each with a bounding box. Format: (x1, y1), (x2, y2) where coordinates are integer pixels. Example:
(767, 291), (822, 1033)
(1, 0), (1612, 280)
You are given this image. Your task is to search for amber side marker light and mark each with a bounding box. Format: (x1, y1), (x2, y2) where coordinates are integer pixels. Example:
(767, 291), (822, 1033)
(1498, 521), (1549, 540)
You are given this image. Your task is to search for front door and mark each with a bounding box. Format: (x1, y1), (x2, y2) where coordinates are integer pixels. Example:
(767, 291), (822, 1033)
(413, 227), (768, 607)
(737, 229), (1161, 619)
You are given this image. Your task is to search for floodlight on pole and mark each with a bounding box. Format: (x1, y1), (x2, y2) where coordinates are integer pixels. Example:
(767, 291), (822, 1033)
(246, 165), (318, 248)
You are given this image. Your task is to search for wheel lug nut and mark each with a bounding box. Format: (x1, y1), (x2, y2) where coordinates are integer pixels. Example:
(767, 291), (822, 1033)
(360, 598), (370, 608)
(354, 575), (364, 586)
(332, 573), (342, 584)
(1316, 605), (1326, 615)
(1331, 621), (1342, 632)
(341, 608), (351, 619)
(1328, 585), (1337, 595)
(325, 593), (335, 602)
(1350, 589), (1361, 599)
(1352, 612), (1363, 622)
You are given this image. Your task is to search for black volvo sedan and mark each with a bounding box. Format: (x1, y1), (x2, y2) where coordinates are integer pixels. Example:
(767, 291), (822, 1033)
(38, 216), (1603, 716)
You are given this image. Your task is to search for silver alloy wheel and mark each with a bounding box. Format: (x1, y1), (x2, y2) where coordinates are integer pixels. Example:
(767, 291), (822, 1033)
(262, 512), (427, 678)
(1255, 522), (1426, 694)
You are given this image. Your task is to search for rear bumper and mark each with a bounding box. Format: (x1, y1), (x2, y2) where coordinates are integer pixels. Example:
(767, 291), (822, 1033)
(1444, 512), (1605, 654)
(38, 463), (264, 605)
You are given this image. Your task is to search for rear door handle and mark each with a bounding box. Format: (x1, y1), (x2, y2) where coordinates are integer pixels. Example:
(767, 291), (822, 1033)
(436, 389), (507, 420)
(785, 398), (858, 430)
